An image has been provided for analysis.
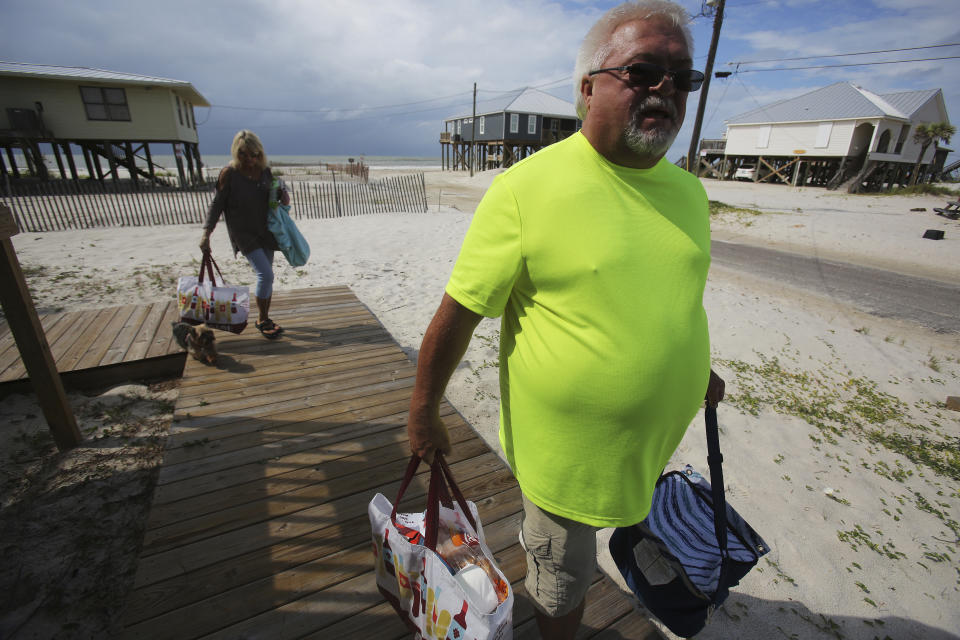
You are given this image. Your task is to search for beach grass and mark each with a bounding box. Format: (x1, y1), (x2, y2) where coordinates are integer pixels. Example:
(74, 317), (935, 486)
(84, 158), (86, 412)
(878, 184), (960, 197)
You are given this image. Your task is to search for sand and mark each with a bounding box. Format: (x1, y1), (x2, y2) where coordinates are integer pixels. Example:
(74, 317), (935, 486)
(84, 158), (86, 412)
(1, 168), (959, 639)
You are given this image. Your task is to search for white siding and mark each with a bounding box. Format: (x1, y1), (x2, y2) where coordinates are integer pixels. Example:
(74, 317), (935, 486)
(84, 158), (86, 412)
(866, 118), (905, 162)
(725, 121), (856, 156)
(1, 77), (197, 142)
(900, 97), (949, 163)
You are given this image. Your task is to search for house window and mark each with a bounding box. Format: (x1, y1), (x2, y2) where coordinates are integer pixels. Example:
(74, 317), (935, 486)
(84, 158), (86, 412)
(80, 86), (130, 121)
(479, 116), (485, 135)
(527, 114), (536, 134)
(510, 113), (519, 134)
(756, 125), (771, 149)
(457, 120), (462, 135)
(894, 124), (909, 154)
(876, 129), (891, 153)
(176, 95), (184, 126)
(815, 122), (832, 148)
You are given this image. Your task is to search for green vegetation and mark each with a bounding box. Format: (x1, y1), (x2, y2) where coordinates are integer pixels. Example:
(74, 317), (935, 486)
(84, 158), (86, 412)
(879, 184), (960, 197)
(708, 200), (766, 217)
(715, 351), (960, 482)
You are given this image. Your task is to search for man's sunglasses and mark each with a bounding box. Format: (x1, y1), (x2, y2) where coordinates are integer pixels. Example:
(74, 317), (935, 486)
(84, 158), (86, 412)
(588, 62), (705, 92)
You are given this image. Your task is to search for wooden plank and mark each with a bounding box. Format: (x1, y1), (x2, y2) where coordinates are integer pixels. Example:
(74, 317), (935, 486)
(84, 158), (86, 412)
(147, 421), (484, 530)
(0, 310), (67, 358)
(100, 303), (153, 366)
(132, 466), (519, 591)
(164, 377), (418, 443)
(171, 374), (417, 439)
(175, 343), (401, 396)
(142, 436), (496, 554)
(126, 300), (171, 361)
(55, 306), (119, 372)
(146, 302), (180, 359)
(124, 452), (513, 633)
(0, 308), (90, 380)
(156, 390), (432, 483)
(75, 302), (137, 370)
(143, 448), (512, 562)
(174, 352), (413, 410)
(153, 402), (457, 506)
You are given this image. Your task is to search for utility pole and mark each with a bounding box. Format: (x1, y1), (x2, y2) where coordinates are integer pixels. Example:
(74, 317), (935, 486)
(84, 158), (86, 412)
(686, 0), (725, 175)
(470, 83), (477, 177)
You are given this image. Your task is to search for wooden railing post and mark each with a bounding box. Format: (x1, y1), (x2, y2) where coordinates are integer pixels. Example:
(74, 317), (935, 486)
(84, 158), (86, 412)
(0, 204), (80, 450)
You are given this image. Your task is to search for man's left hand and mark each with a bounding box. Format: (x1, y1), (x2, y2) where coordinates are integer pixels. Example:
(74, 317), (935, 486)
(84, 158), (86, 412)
(705, 369), (725, 408)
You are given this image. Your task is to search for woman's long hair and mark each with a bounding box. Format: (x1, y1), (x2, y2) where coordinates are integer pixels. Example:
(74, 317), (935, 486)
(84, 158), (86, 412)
(229, 130), (268, 170)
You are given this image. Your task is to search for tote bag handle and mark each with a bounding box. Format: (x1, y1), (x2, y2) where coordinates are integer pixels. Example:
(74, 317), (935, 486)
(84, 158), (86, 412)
(198, 252), (227, 286)
(391, 453), (477, 551)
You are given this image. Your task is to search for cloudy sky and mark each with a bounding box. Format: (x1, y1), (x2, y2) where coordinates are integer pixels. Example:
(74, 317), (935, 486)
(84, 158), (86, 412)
(2, 0), (957, 163)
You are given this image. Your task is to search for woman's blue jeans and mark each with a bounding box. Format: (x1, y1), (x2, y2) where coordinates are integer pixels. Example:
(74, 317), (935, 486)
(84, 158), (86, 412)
(244, 247), (275, 299)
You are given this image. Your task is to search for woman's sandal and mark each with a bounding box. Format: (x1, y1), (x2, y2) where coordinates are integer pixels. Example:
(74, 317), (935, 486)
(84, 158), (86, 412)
(255, 319), (283, 339)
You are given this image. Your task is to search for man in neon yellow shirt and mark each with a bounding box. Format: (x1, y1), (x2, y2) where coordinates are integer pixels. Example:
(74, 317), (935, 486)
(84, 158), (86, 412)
(408, 2), (724, 637)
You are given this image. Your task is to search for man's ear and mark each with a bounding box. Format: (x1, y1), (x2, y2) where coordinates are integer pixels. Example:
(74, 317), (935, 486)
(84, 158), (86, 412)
(579, 75), (594, 113)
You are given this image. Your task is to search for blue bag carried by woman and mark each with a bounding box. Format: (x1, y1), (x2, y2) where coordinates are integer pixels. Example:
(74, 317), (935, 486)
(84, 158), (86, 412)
(268, 179), (310, 267)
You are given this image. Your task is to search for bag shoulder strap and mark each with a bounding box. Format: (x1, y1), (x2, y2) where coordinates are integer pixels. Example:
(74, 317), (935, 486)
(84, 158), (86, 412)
(704, 406), (730, 556)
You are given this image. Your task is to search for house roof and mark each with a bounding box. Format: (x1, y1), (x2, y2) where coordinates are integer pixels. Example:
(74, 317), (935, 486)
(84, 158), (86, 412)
(879, 88), (941, 118)
(725, 81), (939, 126)
(0, 61), (210, 106)
(448, 87), (577, 120)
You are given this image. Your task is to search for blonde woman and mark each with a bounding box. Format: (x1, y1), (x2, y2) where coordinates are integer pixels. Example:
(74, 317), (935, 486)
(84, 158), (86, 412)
(200, 130), (289, 339)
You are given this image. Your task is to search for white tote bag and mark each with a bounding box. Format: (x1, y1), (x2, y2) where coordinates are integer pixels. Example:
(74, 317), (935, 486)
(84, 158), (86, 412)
(369, 454), (513, 639)
(177, 252), (249, 334)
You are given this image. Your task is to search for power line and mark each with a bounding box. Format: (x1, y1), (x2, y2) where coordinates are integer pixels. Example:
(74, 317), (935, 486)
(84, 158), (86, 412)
(735, 55), (960, 72)
(729, 42), (960, 66)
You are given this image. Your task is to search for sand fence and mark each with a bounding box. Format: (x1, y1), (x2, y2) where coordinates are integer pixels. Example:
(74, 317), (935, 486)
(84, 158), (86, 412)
(0, 173), (428, 232)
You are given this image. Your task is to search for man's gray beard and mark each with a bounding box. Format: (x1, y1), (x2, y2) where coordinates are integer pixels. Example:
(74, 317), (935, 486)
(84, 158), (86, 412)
(623, 121), (678, 159)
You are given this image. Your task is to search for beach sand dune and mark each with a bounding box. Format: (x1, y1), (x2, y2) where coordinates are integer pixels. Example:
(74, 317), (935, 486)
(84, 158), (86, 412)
(2, 170), (958, 639)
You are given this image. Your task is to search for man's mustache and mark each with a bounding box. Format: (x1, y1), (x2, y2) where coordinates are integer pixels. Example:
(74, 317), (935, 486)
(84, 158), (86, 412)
(633, 96), (678, 122)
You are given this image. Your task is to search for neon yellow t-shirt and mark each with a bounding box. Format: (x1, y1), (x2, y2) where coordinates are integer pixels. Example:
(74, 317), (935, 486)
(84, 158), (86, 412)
(446, 132), (711, 527)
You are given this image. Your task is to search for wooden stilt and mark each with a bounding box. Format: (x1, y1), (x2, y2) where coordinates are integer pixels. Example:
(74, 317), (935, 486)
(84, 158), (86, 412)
(51, 142), (67, 180)
(125, 141), (139, 189)
(144, 143), (156, 183)
(0, 205), (81, 451)
(5, 148), (20, 179)
(63, 142), (79, 181)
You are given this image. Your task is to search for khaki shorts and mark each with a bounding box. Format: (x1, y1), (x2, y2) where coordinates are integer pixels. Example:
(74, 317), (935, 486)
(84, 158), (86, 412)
(520, 495), (600, 617)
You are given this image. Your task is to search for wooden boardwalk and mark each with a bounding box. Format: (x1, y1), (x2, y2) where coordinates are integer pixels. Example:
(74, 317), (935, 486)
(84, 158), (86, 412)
(110, 286), (663, 639)
(0, 298), (183, 392)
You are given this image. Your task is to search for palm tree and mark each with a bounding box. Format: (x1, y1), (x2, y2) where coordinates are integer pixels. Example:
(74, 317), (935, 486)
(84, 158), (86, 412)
(910, 122), (956, 185)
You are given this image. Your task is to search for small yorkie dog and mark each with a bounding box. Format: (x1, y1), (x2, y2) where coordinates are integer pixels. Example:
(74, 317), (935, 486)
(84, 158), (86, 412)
(172, 322), (217, 365)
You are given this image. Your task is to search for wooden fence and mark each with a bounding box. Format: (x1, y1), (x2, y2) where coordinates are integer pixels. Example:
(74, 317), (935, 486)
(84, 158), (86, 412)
(0, 174), (428, 233)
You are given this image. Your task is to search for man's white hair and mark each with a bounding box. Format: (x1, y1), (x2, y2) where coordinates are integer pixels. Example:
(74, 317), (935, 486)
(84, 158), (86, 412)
(573, 0), (694, 120)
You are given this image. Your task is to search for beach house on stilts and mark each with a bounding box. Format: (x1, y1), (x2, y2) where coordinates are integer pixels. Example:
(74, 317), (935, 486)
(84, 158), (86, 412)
(695, 81), (952, 192)
(0, 61), (210, 187)
(440, 87), (580, 171)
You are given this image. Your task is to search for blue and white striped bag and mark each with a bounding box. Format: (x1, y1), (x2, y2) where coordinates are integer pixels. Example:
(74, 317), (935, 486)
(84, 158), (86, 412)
(645, 466), (762, 594)
(609, 407), (769, 638)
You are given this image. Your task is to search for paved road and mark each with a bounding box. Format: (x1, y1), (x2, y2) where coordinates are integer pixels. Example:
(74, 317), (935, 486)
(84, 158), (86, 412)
(712, 241), (960, 334)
